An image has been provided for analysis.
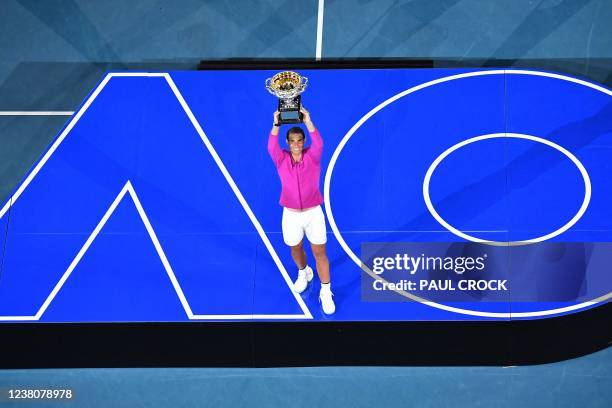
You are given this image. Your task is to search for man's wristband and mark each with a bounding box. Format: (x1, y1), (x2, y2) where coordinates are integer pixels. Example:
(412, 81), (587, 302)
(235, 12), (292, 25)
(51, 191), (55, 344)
(273, 123), (280, 127)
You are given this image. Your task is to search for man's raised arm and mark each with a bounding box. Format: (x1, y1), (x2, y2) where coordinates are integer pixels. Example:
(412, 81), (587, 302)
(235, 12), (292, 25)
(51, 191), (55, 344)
(268, 110), (283, 165)
(301, 106), (322, 162)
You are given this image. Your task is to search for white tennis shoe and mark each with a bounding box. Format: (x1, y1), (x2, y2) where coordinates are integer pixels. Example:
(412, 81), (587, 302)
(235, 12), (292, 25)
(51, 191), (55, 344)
(293, 265), (314, 294)
(319, 284), (335, 315)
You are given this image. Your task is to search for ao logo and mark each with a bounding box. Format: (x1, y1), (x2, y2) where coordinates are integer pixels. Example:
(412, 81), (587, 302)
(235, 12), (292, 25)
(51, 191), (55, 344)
(323, 69), (612, 319)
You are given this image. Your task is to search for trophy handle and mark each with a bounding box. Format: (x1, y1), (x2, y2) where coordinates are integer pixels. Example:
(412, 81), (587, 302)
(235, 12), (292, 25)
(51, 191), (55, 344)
(264, 77), (278, 96)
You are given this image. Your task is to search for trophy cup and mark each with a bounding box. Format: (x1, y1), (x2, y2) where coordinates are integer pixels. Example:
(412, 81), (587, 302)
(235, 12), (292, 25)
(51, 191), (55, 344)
(265, 71), (308, 124)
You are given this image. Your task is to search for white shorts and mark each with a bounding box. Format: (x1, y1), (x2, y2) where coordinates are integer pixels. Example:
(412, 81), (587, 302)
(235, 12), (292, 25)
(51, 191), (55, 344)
(282, 205), (327, 246)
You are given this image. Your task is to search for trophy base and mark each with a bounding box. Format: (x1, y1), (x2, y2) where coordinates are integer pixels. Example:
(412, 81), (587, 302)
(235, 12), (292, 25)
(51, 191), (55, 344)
(278, 96), (303, 124)
(279, 111), (303, 124)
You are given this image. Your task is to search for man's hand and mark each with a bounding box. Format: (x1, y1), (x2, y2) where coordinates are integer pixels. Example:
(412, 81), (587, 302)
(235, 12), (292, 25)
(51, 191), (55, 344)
(300, 106), (315, 132)
(300, 106), (311, 123)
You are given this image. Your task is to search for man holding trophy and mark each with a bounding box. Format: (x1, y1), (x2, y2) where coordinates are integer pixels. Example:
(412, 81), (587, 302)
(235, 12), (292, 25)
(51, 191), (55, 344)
(266, 71), (335, 315)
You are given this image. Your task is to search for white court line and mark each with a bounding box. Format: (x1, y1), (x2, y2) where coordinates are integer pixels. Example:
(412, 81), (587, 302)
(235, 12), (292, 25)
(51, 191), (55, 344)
(423, 133), (592, 246)
(164, 74), (312, 320)
(340, 230), (509, 234)
(316, 0), (325, 60)
(0, 73), (115, 220)
(1, 181), (310, 321)
(324, 68), (612, 318)
(0, 111), (74, 116)
(0, 73), (312, 321)
(34, 181), (196, 320)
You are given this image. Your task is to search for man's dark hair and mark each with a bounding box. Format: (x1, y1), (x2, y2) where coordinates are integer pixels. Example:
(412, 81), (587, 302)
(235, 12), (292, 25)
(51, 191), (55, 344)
(286, 126), (305, 140)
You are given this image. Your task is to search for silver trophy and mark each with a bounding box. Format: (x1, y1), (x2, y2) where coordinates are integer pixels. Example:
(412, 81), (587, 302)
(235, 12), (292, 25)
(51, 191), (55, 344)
(265, 71), (308, 124)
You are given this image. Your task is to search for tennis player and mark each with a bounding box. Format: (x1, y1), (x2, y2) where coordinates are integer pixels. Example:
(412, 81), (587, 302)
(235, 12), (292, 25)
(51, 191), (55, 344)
(267, 106), (335, 315)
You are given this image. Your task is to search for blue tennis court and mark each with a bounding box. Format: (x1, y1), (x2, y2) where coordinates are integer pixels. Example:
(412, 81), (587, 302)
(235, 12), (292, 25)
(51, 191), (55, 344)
(0, 68), (609, 322)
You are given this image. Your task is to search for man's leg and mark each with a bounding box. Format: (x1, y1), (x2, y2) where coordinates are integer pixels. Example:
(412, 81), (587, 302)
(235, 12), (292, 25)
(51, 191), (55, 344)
(290, 238), (307, 270)
(311, 242), (334, 314)
(305, 207), (330, 283)
(283, 209), (312, 293)
(305, 207), (334, 313)
(282, 208), (306, 269)
(310, 243), (329, 283)
(290, 238), (313, 293)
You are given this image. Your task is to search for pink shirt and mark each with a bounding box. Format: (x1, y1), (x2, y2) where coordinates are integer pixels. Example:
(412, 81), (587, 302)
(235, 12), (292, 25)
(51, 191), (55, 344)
(268, 129), (324, 210)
